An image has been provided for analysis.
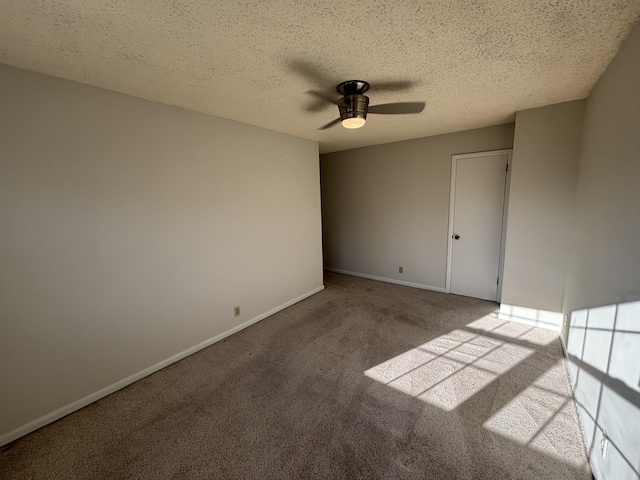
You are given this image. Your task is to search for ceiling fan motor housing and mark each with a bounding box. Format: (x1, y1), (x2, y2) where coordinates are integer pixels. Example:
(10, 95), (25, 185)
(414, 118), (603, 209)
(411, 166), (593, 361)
(339, 94), (370, 124)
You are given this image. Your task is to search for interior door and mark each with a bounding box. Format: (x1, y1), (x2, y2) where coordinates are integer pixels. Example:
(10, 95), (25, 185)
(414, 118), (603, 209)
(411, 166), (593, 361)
(448, 152), (509, 301)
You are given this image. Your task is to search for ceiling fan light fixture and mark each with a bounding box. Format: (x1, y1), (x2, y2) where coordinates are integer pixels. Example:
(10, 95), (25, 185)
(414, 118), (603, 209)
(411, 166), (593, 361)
(339, 94), (369, 129)
(341, 117), (366, 129)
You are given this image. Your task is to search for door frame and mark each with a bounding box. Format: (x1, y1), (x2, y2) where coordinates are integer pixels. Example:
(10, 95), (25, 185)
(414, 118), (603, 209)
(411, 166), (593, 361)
(445, 149), (512, 301)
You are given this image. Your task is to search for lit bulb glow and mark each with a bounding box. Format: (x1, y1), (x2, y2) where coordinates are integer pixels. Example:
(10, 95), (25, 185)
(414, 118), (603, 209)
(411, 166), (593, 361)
(341, 117), (366, 129)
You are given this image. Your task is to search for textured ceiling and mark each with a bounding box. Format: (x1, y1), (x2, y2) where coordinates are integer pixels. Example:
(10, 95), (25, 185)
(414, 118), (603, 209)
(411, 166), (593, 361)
(1, 1), (639, 153)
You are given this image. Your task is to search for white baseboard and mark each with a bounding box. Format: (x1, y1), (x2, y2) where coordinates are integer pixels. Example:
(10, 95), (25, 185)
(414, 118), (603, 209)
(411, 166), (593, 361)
(498, 303), (563, 331)
(0, 285), (325, 448)
(325, 268), (446, 293)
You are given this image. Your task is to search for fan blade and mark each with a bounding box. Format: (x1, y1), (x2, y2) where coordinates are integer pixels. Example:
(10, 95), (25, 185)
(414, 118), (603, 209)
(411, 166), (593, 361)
(319, 118), (342, 130)
(368, 102), (425, 115)
(307, 90), (346, 107)
(304, 99), (331, 113)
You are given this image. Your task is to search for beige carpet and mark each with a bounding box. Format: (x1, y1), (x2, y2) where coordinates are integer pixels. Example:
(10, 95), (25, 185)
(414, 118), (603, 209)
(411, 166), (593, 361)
(0, 272), (592, 479)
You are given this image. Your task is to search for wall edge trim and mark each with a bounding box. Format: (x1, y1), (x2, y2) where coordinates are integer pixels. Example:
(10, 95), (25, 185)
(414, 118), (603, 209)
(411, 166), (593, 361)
(0, 284), (325, 447)
(325, 268), (446, 293)
(498, 303), (563, 331)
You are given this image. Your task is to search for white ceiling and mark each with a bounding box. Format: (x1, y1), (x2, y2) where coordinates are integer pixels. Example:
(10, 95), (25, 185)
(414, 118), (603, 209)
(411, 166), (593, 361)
(1, 1), (639, 153)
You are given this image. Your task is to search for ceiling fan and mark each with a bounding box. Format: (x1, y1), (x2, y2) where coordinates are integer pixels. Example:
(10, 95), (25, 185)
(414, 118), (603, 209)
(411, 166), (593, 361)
(312, 80), (425, 130)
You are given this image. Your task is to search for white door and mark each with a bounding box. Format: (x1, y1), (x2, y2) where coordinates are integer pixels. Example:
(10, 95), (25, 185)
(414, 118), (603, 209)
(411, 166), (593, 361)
(447, 151), (510, 301)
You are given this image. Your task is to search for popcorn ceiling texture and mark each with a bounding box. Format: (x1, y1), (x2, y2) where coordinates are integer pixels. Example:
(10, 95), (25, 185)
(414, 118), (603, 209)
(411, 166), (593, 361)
(0, 0), (639, 153)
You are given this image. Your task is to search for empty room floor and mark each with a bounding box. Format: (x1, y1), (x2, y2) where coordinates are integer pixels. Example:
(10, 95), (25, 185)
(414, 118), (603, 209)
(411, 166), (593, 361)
(0, 272), (591, 479)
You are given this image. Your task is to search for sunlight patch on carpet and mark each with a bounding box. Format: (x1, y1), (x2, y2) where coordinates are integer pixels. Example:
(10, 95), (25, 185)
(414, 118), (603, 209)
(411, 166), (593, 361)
(482, 359), (586, 467)
(365, 314), (536, 411)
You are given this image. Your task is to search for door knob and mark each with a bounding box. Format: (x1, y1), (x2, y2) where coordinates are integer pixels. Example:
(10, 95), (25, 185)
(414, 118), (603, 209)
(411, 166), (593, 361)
(453, 234), (460, 240)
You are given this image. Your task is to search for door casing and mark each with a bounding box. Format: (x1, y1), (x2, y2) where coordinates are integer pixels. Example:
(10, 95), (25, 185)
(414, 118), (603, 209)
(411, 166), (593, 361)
(445, 149), (512, 302)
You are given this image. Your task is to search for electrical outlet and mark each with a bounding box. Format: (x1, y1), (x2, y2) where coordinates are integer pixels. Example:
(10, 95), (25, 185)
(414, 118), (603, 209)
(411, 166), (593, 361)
(234, 306), (240, 317)
(399, 266), (403, 274)
(601, 430), (609, 460)
(564, 313), (569, 327)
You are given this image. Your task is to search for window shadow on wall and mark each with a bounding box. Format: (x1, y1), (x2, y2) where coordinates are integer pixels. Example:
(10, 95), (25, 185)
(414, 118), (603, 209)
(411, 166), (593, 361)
(566, 300), (640, 480)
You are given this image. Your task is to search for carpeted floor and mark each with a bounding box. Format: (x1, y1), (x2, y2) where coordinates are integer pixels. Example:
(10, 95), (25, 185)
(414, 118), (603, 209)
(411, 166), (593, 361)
(0, 272), (591, 479)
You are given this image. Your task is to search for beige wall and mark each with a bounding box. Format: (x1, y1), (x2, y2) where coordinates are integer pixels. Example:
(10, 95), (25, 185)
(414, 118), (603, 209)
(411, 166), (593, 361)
(0, 64), (323, 444)
(563, 31), (640, 315)
(500, 100), (585, 319)
(321, 124), (514, 290)
(562, 22), (640, 480)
